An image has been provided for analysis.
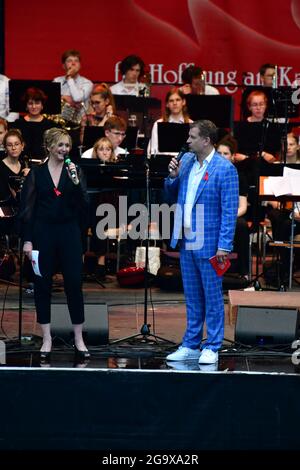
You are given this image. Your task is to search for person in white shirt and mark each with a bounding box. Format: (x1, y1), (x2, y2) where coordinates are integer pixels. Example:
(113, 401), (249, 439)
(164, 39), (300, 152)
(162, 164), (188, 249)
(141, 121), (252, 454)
(111, 55), (145, 96)
(180, 65), (219, 96)
(53, 49), (93, 125)
(0, 74), (19, 122)
(148, 87), (193, 155)
(81, 116), (127, 159)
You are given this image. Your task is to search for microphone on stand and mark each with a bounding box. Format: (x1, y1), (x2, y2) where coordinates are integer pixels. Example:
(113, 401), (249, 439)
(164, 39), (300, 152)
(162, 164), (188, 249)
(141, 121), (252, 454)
(65, 156), (79, 184)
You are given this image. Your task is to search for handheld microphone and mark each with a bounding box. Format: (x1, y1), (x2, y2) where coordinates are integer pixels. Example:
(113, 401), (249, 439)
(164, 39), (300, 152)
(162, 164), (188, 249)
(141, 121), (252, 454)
(168, 143), (189, 173)
(65, 156), (78, 183)
(176, 143), (189, 163)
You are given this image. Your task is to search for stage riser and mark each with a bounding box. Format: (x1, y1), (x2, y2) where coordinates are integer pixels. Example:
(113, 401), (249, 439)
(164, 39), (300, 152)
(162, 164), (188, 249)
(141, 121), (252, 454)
(0, 369), (300, 450)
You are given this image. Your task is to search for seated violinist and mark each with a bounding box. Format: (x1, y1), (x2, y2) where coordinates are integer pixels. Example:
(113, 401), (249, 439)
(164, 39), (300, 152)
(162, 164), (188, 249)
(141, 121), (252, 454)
(80, 84), (116, 143)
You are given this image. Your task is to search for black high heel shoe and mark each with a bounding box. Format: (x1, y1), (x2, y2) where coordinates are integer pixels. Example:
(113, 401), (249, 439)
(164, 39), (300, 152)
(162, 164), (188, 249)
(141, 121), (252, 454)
(74, 345), (90, 360)
(39, 351), (51, 362)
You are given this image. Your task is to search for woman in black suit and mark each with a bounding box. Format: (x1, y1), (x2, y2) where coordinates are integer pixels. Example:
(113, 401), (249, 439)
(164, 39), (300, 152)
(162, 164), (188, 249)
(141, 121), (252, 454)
(20, 128), (90, 360)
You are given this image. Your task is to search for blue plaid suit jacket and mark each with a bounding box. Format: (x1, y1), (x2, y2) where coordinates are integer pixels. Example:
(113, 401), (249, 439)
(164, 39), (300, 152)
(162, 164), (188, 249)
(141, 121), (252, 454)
(164, 151), (239, 257)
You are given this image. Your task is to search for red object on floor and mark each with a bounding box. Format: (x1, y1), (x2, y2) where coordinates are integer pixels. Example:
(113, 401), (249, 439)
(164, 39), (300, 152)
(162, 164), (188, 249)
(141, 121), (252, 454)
(116, 266), (145, 287)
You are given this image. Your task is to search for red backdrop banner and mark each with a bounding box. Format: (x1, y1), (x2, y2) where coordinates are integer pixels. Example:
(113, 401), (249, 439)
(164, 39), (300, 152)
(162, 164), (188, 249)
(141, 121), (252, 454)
(4, 0), (300, 93)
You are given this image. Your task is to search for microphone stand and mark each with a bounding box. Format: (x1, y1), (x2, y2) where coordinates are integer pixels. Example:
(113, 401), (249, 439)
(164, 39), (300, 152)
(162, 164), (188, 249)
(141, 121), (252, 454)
(18, 239), (23, 342)
(111, 157), (174, 345)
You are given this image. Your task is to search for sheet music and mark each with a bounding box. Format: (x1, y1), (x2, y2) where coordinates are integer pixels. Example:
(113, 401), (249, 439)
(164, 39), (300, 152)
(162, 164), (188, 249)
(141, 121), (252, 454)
(31, 250), (42, 277)
(264, 174), (300, 196)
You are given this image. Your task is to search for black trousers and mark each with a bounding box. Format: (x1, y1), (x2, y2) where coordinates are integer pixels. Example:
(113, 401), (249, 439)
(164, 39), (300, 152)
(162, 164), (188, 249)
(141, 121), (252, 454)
(32, 220), (85, 325)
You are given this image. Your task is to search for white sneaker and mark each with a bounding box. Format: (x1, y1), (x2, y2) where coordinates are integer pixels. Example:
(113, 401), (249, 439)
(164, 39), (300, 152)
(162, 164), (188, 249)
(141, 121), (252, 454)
(198, 349), (218, 364)
(198, 362), (218, 372)
(166, 360), (200, 371)
(166, 346), (200, 361)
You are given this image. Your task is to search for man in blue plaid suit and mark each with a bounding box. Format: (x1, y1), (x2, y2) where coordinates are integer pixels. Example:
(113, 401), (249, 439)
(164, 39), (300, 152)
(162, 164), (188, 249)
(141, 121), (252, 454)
(165, 120), (239, 364)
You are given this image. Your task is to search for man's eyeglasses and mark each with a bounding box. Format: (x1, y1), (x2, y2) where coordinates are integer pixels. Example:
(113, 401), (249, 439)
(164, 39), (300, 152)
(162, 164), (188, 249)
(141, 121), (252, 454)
(109, 131), (126, 137)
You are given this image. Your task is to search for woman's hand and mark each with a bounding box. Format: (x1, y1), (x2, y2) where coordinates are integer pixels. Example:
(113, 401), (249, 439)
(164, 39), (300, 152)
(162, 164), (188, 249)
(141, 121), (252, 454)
(66, 162), (79, 185)
(22, 168), (30, 177)
(106, 105), (114, 117)
(23, 241), (33, 261)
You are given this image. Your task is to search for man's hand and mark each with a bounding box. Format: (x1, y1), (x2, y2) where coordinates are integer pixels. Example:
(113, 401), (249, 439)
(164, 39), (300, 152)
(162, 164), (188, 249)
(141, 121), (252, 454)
(62, 95), (75, 106)
(216, 249), (229, 264)
(168, 157), (181, 179)
(23, 241), (33, 261)
(65, 63), (80, 79)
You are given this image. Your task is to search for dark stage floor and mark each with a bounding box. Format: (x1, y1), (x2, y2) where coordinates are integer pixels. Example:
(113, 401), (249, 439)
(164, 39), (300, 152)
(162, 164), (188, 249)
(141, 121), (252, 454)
(2, 342), (299, 376)
(1, 272), (300, 374)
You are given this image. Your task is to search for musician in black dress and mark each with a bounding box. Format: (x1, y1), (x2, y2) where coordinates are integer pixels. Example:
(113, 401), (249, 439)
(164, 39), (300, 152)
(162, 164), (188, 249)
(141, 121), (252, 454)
(0, 129), (29, 237)
(0, 129), (29, 201)
(19, 128), (90, 360)
(13, 87), (57, 160)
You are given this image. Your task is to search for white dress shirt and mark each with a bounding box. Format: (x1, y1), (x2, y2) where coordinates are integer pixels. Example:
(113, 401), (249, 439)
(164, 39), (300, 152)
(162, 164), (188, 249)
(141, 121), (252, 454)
(110, 80), (140, 96)
(184, 148), (214, 228)
(53, 74), (93, 118)
(204, 84), (219, 95)
(0, 74), (19, 122)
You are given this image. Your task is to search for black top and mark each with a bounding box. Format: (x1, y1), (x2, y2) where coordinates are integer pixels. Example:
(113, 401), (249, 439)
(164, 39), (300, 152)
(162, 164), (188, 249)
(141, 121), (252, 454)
(0, 159), (25, 201)
(19, 163), (89, 241)
(238, 170), (248, 197)
(12, 117), (57, 159)
(0, 146), (5, 161)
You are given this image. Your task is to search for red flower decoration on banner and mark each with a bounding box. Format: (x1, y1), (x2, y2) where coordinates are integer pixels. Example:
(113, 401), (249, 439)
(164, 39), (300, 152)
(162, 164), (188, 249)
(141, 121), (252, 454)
(53, 188), (61, 197)
(204, 172), (209, 181)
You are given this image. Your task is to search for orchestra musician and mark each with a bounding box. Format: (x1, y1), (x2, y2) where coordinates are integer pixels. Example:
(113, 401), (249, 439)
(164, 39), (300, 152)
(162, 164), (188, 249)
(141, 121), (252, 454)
(53, 49), (93, 126)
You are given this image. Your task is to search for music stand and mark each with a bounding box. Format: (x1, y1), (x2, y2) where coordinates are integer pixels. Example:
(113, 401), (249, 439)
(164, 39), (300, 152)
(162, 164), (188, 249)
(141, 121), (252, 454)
(148, 154), (173, 174)
(82, 126), (139, 153)
(114, 96), (161, 137)
(157, 122), (190, 153)
(185, 95), (234, 128)
(82, 127), (105, 151)
(233, 120), (282, 285)
(9, 79), (61, 114)
(111, 158), (175, 346)
(259, 168), (300, 289)
(233, 121), (282, 157)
